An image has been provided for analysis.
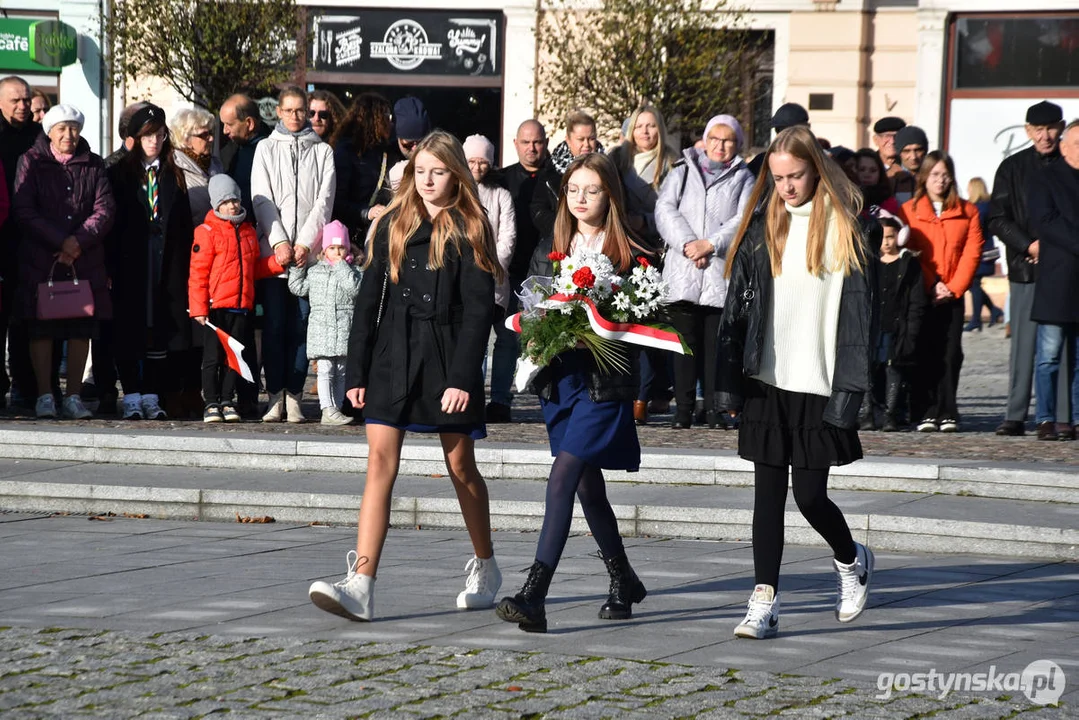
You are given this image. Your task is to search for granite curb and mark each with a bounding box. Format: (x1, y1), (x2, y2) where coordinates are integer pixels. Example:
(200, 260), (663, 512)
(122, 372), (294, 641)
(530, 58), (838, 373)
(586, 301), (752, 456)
(0, 425), (1075, 503)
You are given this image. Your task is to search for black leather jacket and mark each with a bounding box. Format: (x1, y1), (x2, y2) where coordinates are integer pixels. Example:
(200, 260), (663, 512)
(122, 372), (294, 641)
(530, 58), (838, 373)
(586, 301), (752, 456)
(988, 145), (1060, 284)
(716, 209), (881, 429)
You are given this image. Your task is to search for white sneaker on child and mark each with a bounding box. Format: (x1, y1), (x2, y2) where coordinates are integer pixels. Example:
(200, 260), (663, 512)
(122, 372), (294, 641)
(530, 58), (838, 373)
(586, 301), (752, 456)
(309, 551), (374, 621)
(734, 584), (780, 639)
(456, 555), (502, 609)
(320, 407), (353, 426)
(121, 393), (142, 420)
(834, 542), (874, 623)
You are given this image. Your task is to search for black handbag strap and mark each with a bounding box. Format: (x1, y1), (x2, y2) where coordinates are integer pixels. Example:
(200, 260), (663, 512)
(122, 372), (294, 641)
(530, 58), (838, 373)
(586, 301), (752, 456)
(375, 269), (389, 327)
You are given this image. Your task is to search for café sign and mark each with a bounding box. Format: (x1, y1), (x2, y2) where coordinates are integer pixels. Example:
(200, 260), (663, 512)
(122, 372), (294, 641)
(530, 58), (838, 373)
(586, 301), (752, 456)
(311, 9), (500, 76)
(0, 18), (78, 72)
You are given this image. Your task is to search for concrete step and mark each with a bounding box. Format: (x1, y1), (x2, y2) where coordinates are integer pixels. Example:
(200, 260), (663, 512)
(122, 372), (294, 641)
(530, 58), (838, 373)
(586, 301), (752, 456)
(0, 460), (1075, 560)
(1, 425), (1076, 504)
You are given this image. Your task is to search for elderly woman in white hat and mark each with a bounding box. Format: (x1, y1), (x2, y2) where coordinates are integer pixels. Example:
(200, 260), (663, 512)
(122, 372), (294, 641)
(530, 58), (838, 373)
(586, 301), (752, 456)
(463, 134), (517, 419)
(12, 104), (116, 419)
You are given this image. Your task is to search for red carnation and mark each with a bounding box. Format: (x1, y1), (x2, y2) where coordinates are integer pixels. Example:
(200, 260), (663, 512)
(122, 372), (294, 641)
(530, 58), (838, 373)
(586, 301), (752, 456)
(611, 284), (622, 294)
(572, 267), (596, 290)
(637, 256), (651, 268)
(548, 251), (567, 262)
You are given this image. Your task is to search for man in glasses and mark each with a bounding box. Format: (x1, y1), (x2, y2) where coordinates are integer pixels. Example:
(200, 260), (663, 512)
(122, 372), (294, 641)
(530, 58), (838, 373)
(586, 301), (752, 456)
(392, 96), (431, 162)
(251, 85), (337, 424)
(0, 75), (41, 410)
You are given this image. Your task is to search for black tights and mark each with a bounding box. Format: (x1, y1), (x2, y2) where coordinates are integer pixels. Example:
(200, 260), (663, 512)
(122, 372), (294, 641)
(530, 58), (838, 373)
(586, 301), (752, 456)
(753, 463), (856, 590)
(535, 451), (624, 570)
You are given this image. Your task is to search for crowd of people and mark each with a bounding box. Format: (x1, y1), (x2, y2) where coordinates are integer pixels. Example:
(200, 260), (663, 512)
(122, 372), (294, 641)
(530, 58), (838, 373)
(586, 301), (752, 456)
(2, 72), (1077, 634)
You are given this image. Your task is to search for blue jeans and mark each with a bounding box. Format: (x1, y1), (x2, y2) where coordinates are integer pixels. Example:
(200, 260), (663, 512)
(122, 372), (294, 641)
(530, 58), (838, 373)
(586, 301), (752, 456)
(260, 279), (310, 396)
(1034, 323), (1078, 425)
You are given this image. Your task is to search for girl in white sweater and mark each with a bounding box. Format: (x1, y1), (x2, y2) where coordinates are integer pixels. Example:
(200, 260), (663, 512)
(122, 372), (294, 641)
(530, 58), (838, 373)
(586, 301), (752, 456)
(718, 126), (877, 640)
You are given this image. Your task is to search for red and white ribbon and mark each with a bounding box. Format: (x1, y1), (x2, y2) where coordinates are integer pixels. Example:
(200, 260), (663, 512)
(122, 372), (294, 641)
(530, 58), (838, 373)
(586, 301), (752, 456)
(507, 293), (686, 355)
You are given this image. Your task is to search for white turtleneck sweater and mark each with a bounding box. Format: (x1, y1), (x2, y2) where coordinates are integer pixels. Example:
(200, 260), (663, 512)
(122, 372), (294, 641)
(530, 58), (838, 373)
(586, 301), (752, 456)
(752, 200), (844, 397)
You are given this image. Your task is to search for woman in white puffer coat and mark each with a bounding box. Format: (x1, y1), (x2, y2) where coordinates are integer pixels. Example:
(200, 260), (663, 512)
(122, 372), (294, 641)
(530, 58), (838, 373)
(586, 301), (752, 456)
(655, 114), (755, 429)
(463, 135), (516, 414)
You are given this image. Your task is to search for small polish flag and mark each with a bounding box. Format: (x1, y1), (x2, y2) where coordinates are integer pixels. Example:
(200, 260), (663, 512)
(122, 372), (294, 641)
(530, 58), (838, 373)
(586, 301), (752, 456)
(205, 321), (255, 383)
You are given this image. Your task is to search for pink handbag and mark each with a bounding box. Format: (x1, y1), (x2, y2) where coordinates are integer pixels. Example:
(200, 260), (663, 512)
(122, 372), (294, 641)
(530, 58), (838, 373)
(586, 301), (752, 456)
(37, 261), (95, 320)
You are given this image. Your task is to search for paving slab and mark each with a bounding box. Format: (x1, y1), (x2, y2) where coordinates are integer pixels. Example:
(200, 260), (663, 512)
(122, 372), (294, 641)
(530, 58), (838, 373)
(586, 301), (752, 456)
(0, 513), (1073, 718)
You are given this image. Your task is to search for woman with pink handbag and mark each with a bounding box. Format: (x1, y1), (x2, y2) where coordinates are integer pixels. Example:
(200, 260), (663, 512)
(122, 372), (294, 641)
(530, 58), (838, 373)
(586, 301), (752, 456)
(11, 104), (115, 420)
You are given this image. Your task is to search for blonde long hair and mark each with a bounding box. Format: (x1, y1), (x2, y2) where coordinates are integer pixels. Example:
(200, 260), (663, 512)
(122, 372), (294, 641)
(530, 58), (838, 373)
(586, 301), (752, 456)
(612, 104), (678, 190)
(552, 153), (648, 273)
(967, 176), (990, 204)
(367, 130), (503, 284)
(727, 126), (866, 278)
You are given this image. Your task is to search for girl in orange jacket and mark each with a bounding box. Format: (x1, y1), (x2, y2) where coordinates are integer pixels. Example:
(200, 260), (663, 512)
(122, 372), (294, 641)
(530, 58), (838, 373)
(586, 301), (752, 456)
(188, 175), (284, 422)
(899, 151), (984, 433)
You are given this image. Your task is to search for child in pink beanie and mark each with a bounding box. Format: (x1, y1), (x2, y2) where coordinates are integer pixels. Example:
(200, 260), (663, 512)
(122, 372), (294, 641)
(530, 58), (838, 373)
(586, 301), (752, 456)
(288, 220), (363, 424)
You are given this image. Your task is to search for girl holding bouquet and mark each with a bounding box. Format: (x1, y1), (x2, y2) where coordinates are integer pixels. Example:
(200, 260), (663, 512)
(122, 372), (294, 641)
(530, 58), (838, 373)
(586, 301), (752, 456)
(718, 126), (878, 640)
(496, 153), (652, 633)
(308, 131), (504, 621)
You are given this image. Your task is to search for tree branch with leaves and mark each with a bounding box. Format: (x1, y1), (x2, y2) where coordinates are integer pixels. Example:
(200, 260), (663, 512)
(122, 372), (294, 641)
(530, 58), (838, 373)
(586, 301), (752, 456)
(537, 0), (764, 144)
(101, 0), (300, 111)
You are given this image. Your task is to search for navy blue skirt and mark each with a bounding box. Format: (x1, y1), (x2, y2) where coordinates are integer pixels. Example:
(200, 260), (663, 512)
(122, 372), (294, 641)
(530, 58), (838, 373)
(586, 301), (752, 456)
(365, 418), (487, 440)
(540, 352), (640, 471)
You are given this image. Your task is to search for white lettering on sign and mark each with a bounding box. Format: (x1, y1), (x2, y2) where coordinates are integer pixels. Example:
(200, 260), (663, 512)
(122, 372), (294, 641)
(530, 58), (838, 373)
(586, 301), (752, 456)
(334, 26), (363, 67)
(448, 27), (485, 56)
(369, 19), (442, 71)
(0, 33), (29, 53)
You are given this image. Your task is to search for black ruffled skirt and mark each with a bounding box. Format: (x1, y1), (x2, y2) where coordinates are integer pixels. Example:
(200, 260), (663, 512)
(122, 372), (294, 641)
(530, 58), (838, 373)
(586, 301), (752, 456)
(738, 379), (862, 470)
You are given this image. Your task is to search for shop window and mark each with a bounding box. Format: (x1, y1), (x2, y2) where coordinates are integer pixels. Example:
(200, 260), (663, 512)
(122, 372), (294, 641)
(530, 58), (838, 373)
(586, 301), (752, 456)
(954, 16), (1079, 89)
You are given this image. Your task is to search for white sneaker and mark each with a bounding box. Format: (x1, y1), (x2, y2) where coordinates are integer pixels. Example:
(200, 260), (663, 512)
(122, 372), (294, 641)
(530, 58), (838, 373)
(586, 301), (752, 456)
(35, 394), (57, 419)
(61, 394), (92, 420)
(285, 391), (305, 423)
(734, 584), (780, 639)
(308, 551), (374, 621)
(835, 542), (874, 623)
(456, 555), (502, 609)
(939, 419), (958, 433)
(320, 407), (353, 426)
(121, 393), (142, 420)
(141, 393), (167, 420)
(262, 392), (284, 422)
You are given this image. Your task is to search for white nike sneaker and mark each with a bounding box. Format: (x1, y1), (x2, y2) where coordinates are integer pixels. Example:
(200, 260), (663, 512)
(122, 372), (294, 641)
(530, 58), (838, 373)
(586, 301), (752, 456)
(456, 555), (502, 609)
(835, 541), (874, 623)
(309, 551), (374, 621)
(734, 584), (780, 639)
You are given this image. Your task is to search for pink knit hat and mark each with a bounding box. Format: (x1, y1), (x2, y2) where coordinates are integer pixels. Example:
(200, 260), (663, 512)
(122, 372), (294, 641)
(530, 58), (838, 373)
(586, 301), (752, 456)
(463, 134), (495, 164)
(322, 220), (348, 248)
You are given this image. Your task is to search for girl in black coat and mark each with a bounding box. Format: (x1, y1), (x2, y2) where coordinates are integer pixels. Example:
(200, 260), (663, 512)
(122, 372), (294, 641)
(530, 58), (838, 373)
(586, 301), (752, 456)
(106, 104), (195, 421)
(496, 153), (651, 633)
(718, 126), (878, 640)
(308, 131), (504, 622)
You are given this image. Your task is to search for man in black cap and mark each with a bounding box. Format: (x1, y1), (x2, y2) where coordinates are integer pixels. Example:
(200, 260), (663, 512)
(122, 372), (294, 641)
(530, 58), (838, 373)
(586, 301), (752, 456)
(989, 100), (1069, 438)
(872, 115), (906, 174)
(892, 125), (929, 203)
(747, 103), (810, 177)
(392, 96), (431, 162)
(1027, 119), (1079, 442)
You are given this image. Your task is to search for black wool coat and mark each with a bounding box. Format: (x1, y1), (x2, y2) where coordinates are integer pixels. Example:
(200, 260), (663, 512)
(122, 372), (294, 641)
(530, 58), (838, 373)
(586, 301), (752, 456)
(988, 146), (1060, 284)
(345, 215), (495, 427)
(717, 208), (881, 429)
(106, 157), (195, 353)
(1027, 160), (1079, 325)
(877, 251), (927, 366)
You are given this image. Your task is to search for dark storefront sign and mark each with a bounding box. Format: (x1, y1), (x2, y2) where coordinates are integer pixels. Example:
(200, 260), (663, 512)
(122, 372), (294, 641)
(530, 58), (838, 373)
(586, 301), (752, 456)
(310, 8), (501, 77)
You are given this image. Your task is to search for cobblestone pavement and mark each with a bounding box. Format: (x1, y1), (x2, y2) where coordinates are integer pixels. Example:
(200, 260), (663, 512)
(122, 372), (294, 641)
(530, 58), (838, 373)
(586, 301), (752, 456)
(0, 626), (1071, 719)
(5, 326), (1076, 464)
(0, 514), (1075, 718)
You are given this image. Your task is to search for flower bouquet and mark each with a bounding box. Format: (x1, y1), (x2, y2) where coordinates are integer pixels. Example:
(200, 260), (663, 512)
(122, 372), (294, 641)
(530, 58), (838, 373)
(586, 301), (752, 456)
(506, 250), (689, 392)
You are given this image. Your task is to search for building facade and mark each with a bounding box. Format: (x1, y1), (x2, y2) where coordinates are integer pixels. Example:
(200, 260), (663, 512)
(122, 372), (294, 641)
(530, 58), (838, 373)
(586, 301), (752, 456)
(0, 0), (106, 152)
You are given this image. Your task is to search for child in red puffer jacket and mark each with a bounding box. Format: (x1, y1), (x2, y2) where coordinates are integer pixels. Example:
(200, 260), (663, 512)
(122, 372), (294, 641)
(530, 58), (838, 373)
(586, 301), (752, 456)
(188, 175), (284, 422)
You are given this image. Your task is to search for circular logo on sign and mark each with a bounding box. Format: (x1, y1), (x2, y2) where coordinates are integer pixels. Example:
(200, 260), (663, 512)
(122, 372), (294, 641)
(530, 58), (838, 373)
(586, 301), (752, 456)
(382, 19), (430, 71)
(1022, 660), (1066, 705)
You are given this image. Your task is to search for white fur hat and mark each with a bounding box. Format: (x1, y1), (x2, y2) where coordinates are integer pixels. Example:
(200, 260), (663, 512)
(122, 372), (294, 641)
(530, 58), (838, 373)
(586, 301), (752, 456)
(463, 134), (495, 164)
(42, 104), (85, 136)
(876, 207), (911, 246)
